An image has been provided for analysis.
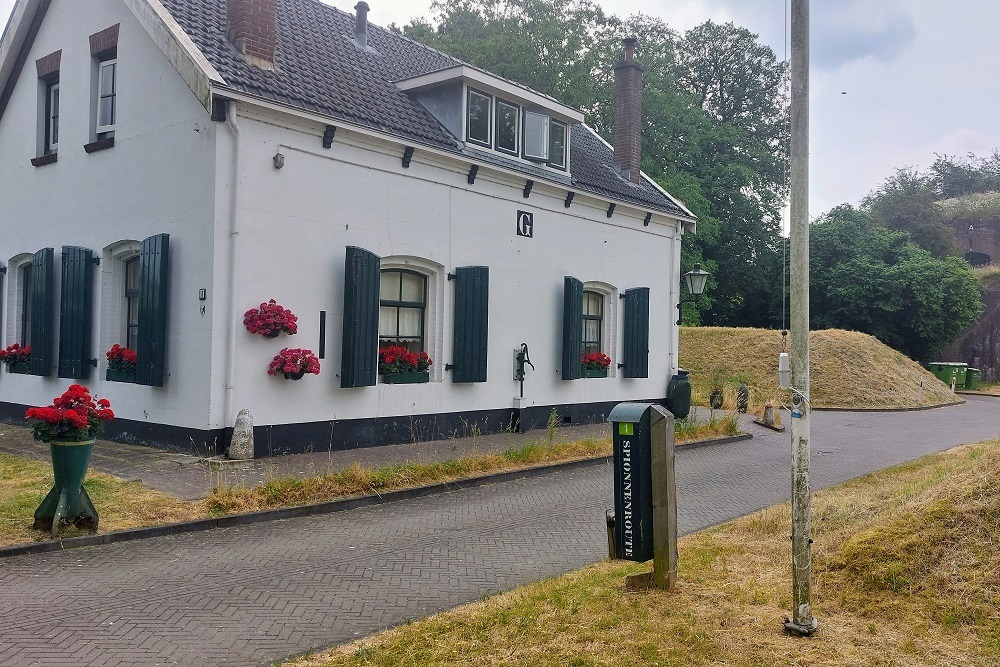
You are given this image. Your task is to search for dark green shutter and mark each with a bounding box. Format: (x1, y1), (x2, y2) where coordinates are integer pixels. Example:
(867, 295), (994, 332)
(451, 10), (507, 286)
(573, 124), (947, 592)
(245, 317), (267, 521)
(452, 266), (489, 383)
(58, 246), (95, 380)
(28, 248), (55, 376)
(623, 287), (650, 378)
(136, 234), (170, 387)
(341, 246), (380, 388)
(562, 276), (583, 380)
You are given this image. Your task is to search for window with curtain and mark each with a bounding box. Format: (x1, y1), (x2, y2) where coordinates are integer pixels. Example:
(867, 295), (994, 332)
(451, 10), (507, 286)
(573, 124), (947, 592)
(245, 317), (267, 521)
(379, 269), (426, 353)
(124, 256), (139, 350)
(582, 290), (603, 355)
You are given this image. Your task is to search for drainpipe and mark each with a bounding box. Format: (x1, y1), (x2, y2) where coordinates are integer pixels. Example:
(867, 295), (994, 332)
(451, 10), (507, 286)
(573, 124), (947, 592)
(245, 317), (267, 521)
(223, 101), (242, 443)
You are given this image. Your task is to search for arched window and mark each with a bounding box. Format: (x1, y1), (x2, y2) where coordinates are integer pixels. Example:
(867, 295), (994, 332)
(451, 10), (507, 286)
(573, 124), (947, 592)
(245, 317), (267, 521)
(19, 263), (33, 347)
(124, 256), (140, 350)
(379, 269), (427, 353)
(582, 290), (604, 354)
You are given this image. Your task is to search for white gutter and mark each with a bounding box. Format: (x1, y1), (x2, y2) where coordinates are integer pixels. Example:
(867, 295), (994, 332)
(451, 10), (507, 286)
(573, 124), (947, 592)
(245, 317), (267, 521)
(222, 102), (241, 437)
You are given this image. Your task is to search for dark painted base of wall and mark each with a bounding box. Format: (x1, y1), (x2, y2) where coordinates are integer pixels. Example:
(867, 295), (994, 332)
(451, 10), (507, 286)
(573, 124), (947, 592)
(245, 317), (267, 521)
(0, 398), (667, 459)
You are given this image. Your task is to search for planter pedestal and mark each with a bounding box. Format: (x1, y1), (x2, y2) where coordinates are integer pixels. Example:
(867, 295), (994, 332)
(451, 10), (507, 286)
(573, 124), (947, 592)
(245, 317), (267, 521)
(33, 439), (99, 539)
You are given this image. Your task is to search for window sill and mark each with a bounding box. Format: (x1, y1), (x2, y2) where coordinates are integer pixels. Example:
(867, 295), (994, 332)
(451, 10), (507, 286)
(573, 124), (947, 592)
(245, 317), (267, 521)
(84, 137), (115, 154)
(30, 153), (57, 167)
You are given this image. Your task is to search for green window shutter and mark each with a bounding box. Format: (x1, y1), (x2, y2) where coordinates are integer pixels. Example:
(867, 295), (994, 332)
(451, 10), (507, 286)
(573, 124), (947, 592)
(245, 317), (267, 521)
(623, 287), (650, 378)
(452, 266), (489, 383)
(341, 246), (380, 388)
(58, 246), (95, 380)
(28, 247), (55, 376)
(562, 276), (583, 380)
(136, 234), (170, 387)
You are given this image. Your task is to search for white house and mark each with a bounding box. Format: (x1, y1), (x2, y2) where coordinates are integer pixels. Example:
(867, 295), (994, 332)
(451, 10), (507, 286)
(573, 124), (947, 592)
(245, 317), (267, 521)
(0, 0), (695, 456)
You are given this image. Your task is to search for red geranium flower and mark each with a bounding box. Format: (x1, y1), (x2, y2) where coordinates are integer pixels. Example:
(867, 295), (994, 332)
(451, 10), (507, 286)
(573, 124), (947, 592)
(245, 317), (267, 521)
(25, 385), (114, 443)
(378, 345), (432, 375)
(244, 299), (298, 337)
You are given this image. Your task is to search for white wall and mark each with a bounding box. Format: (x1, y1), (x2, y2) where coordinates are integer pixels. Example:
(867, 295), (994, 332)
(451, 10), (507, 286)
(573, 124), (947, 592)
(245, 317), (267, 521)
(0, 0), (217, 429)
(216, 105), (682, 429)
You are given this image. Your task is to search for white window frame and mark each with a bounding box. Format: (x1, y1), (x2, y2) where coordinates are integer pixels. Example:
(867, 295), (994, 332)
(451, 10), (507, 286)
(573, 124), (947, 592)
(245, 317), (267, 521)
(522, 110), (550, 162)
(96, 58), (118, 135)
(46, 82), (59, 153)
(5, 254), (34, 348)
(377, 256), (445, 384)
(582, 281), (618, 378)
(100, 241), (140, 364)
(495, 98), (520, 156)
(466, 87), (492, 148)
(548, 119), (567, 170)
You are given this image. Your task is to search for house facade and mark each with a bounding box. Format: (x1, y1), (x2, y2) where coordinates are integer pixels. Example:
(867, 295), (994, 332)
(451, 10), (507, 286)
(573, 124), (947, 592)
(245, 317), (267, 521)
(0, 0), (695, 456)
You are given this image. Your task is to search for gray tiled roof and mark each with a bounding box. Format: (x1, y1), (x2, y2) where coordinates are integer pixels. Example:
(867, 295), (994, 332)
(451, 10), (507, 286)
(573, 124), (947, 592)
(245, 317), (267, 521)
(159, 0), (690, 218)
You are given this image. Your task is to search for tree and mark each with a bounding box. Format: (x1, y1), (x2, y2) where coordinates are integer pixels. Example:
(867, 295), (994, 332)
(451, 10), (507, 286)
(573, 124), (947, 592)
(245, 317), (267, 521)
(929, 151), (1000, 200)
(861, 168), (958, 258)
(811, 205), (982, 361)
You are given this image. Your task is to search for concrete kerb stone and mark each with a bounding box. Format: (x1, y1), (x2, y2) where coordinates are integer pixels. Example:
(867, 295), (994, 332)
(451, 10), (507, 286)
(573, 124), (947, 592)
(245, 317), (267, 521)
(0, 431), (752, 559)
(813, 399), (965, 413)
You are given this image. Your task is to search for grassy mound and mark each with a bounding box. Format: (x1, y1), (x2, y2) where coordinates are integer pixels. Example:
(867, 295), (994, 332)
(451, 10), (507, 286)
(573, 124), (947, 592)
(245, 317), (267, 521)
(679, 327), (956, 409)
(288, 438), (1000, 667)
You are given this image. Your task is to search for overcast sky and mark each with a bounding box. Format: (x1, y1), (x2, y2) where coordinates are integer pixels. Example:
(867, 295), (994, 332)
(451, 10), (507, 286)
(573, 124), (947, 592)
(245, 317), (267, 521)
(3, 0), (998, 218)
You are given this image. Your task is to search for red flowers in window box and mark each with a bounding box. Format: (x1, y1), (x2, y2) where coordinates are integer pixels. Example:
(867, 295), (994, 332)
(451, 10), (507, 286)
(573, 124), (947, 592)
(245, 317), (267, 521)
(25, 385), (115, 443)
(105, 344), (138, 372)
(0, 343), (30, 366)
(268, 348), (321, 380)
(582, 352), (612, 370)
(378, 346), (432, 375)
(244, 299), (298, 337)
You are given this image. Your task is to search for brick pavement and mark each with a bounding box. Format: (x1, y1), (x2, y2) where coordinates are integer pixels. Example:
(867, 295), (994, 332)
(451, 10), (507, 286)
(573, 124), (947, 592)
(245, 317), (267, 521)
(0, 396), (998, 666)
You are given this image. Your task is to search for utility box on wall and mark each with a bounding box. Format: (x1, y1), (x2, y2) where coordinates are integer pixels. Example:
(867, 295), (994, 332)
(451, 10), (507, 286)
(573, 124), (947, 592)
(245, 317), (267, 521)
(609, 402), (655, 562)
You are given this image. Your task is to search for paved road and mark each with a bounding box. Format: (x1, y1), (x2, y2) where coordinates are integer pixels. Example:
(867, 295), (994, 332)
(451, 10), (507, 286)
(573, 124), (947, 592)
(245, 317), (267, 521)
(1, 396), (998, 666)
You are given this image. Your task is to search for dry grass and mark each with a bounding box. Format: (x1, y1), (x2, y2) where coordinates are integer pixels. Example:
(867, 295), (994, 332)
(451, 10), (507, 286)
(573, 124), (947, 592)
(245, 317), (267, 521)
(1, 417), (739, 545)
(680, 327), (957, 409)
(208, 417), (739, 515)
(0, 452), (202, 547)
(285, 438), (1000, 667)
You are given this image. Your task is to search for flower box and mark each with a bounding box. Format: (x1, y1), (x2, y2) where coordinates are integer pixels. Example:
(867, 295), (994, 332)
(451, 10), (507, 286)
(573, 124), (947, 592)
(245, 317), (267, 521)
(583, 368), (608, 378)
(382, 371), (429, 384)
(7, 362), (30, 374)
(106, 368), (136, 383)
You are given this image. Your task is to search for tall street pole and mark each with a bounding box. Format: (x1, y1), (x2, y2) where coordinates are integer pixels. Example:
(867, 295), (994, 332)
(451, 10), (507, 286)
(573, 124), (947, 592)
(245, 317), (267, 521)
(785, 0), (817, 636)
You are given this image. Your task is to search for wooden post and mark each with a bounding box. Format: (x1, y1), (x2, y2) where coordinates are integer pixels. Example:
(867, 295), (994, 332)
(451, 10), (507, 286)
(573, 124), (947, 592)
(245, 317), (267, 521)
(650, 405), (677, 591)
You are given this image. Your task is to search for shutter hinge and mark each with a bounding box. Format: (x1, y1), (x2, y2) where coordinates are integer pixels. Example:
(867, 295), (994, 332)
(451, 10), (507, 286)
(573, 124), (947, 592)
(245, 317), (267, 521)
(447, 273), (457, 281)
(0, 266), (6, 274)
(90, 358), (98, 368)
(445, 364), (454, 371)
(322, 125), (336, 148)
(402, 146), (415, 168)
(523, 180), (534, 198)
(607, 203), (616, 218)
(620, 294), (626, 299)
(617, 363), (625, 368)
(91, 257), (101, 266)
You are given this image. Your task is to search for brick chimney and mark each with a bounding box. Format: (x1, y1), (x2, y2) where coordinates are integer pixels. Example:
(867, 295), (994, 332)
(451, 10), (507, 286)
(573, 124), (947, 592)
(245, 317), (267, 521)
(227, 0), (277, 69)
(613, 38), (644, 183)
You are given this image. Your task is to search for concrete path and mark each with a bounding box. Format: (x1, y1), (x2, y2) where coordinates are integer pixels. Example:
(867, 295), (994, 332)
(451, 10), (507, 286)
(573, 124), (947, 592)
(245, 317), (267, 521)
(1, 396), (998, 666)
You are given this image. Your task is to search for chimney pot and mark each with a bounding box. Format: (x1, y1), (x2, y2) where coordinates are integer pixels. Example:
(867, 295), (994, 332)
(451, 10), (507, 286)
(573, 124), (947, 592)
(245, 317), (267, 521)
(355, 1), (370, 49)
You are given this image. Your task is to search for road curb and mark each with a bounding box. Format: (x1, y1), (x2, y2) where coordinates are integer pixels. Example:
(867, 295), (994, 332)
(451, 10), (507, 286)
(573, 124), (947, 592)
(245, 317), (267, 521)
(813, 399), (965, 413)
(0, 432), (750, 559)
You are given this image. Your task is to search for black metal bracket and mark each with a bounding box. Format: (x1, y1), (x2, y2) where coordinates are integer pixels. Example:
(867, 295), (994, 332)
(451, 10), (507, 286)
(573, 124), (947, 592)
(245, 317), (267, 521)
(210, 97), (228, 122)
(467, 165), (479, 184)
(322, 125), (337, 148)
(447, 272), (457, 281)
(523, 180), (534, 198)
(91, 257), (101, 266)
(644, 212), (652, 226)
(90, 359), (98, 368)
(0, 266), (6, 274)
(617, 363), (625, 369)
(402, 146), (414, 168)
(445, 363), (454, 371)
(564, 192), (574, 208)
(607, 203), (616, 218)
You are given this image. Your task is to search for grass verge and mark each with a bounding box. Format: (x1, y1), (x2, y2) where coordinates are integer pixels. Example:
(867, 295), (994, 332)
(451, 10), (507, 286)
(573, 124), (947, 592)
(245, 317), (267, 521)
(1, 415), (740, 546)
(284, 437), (1000, 667)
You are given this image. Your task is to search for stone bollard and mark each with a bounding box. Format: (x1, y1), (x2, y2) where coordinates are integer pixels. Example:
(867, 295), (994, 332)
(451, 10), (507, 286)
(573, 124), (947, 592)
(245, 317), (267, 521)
(228, 409), (254, 460)
(762, 404), (776, 427)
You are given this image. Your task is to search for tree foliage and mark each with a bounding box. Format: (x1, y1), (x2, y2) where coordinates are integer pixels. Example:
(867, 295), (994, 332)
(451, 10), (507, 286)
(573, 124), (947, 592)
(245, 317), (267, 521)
(811, 205), (982, 361)
(861, 168), (958, 258)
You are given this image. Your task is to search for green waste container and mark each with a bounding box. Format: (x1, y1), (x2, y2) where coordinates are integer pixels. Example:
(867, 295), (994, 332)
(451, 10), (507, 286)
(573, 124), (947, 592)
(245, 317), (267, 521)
(927, 362), (967, 389)
(966, 368), (982, 391)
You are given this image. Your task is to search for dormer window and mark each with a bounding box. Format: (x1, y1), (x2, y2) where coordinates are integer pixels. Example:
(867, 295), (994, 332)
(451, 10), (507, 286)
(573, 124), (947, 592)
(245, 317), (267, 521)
(549, 120), (567, 170)
(496, 99), (519, 155)
(523, 111), (549, 162)
(467, 89), (492, 147)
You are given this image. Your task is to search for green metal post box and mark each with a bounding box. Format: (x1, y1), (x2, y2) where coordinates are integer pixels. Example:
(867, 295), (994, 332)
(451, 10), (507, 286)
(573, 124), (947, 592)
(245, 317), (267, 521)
(609, 402), (655, 562)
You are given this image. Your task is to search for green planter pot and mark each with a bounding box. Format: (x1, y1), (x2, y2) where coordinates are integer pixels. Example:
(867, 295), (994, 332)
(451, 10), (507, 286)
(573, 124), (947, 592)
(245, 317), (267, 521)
(283, 369), (307, 380)
(106, 367), (136, 383)
(382, 371), (430, 384)
(33, 439), (99, 539)
(6, 361), (29, 374)
(583, 368), (609, 378)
